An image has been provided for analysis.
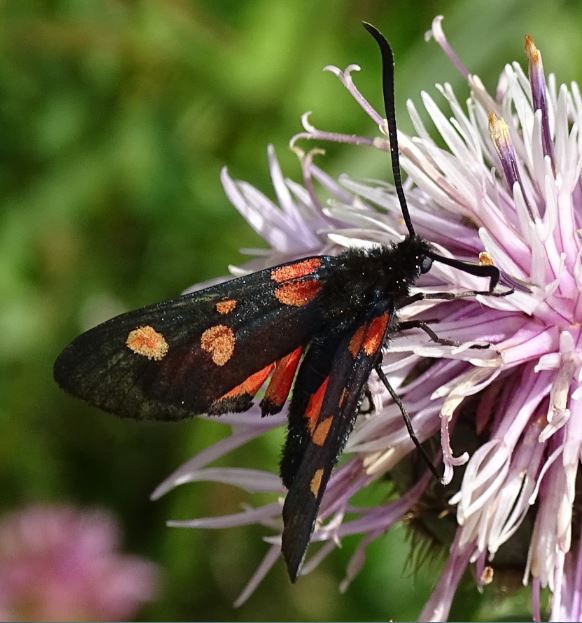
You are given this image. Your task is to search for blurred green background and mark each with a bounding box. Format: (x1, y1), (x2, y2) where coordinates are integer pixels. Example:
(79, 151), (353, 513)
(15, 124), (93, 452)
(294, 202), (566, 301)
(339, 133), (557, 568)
(2, 0), (581, 620)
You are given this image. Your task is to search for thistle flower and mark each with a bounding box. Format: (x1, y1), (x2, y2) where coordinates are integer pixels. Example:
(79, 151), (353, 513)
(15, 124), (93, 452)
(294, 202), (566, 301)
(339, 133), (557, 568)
(154, 16), (582, 621)
(0, 505), (158, 621)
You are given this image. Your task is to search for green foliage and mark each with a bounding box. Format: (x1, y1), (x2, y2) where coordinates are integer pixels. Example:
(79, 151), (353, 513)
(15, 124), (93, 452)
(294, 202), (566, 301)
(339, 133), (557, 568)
(1, 0), (580, 619)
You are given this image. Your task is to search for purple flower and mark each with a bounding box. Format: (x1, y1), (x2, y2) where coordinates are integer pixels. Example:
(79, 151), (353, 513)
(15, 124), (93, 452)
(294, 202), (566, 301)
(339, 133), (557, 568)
(155, 16), (582, 620)
(0, 505), (158, 621)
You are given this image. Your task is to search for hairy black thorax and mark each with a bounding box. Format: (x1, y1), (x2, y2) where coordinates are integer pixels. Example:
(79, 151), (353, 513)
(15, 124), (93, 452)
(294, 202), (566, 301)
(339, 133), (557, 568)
(321, 236), (433, 332)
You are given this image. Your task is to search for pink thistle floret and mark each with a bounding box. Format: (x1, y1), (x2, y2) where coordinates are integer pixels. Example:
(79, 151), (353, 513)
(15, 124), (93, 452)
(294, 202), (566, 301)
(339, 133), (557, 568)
(0, 505), (158, 621)
(157, 15), (582, 621)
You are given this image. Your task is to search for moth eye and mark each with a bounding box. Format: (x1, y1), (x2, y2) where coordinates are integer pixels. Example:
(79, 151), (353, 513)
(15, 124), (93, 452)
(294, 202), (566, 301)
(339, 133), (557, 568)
(420, 256), (433, 274)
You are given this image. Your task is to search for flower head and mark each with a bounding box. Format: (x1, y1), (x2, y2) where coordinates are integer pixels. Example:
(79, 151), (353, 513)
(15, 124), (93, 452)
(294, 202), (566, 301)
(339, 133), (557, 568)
(0, 505), (158, 621)
(156, 16), (582, 620)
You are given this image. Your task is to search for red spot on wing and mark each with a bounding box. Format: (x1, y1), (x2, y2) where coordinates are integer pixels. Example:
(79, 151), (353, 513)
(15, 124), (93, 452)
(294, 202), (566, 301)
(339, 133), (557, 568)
(274, 279), (321, 307)
(362, 313), (390, 355)
(348, 325), (366, 358)
(271, 258), (322, 284)
(262, 347), (303, 414)
(348, 312), (390, 358)
(305, 377), (329, 434)
(216, 363), (274, 402)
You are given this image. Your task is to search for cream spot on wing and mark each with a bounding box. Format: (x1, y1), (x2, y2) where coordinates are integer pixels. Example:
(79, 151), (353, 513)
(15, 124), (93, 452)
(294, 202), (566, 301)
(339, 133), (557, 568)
(215, 299), (237, 315)
(200, 324), (235, 366)
(126, 326), (169, 360)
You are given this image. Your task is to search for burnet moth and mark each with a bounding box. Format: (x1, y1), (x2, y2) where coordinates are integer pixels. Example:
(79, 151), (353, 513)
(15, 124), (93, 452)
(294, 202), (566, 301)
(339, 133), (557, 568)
(53, 23), (510, 581)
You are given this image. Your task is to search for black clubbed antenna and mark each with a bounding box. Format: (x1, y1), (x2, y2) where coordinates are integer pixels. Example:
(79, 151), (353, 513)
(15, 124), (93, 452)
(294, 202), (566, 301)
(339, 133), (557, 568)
(363, 22), (415, 238)
(364, 22), (503, 293)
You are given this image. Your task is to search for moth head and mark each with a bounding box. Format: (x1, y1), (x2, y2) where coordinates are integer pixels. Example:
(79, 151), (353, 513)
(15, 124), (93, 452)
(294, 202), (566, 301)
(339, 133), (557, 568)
(394, 235), (434, 281)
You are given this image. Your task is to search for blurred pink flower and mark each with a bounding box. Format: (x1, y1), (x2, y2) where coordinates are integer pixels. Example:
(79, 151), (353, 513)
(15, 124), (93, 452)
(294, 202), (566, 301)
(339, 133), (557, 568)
(0, 505), (158, 621)
(153, 16), (582, 621)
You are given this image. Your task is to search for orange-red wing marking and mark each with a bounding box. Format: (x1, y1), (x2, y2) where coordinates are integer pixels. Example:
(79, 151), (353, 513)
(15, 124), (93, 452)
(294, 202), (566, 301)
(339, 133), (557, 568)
(209, 363), (274, 414)
(348, 325), (366, 357)
(54, 254), (332, 422)
(304, 377), (329, 432)
(349, 312), (390, 358)
(126, 325), (169, 360)
(281, 306), (394, 581)
(310, 416), (332, 447)
(271, 258), (322, 283)
(261, 347), (303, 415)
(274, 280), (321, 307)
(309, 469), (324, 497)
(361, 313), (390, 355)
(200, 324), (236, 366)
(271, 258), (323, 307)
(215, 299), (237, 315)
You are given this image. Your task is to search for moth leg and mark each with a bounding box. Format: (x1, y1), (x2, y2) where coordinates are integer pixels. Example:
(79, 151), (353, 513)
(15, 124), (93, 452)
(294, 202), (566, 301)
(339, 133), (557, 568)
(397, 319), (489, 350)
(373, 364), (441, 480)
(401, 288), (512, 308)
(398, 319), (456, 346)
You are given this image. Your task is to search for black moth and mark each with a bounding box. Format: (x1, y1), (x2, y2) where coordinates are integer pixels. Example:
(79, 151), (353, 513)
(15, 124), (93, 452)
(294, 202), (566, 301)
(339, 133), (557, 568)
(54, 24), (507, 581)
